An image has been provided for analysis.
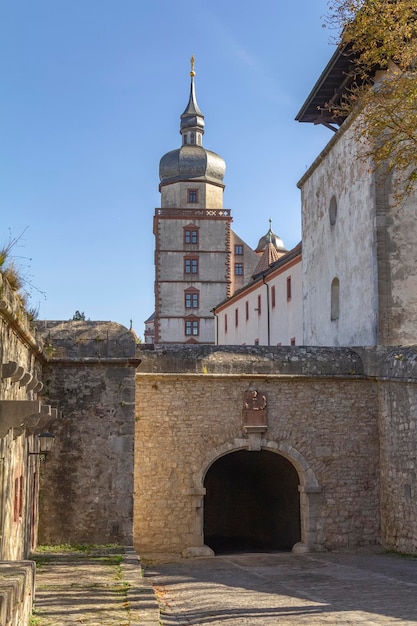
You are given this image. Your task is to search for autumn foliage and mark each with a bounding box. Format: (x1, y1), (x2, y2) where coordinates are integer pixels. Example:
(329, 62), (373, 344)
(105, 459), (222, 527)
(326, 0), (417, 193)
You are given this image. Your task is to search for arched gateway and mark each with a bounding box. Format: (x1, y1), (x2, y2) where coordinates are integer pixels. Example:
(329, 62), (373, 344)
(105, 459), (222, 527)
(197, 440), (322, 555)
(204, 449), (301, 553)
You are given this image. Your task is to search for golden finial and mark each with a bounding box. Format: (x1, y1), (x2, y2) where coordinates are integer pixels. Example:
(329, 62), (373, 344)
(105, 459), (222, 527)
(190, 55), (195, 77)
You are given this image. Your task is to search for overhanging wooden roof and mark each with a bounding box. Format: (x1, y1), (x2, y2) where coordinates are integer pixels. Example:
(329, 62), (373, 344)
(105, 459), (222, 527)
(295, 45), (355, 129)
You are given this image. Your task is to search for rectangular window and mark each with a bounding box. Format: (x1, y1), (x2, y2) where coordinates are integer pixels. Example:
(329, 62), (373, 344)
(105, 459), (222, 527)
(224, 314), (228, 333)
(235, 263), (243, 276)
(185, 320), (199, 336)
(184, 258), (198, 274)
(185, 293), (199, 308)
(235, 244), (243, 255)
(257, 294), (261, 316)
(287, 276), (292, 301)
(290, 337), (296, 346)
(184, 229), (198, 245)
(187, 189), (198, 203)
(254, 338), (259, 346)
(235, 308), (239, 327)
(245, 300), (249, 321)
(271, 285), (276, 308)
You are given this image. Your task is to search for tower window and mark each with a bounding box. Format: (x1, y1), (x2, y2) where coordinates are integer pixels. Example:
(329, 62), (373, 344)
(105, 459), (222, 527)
(185, 320), (199, 336)
(245, 300), (249, 321)
(188, 189), (198, 203)
(235, 308), (239, 327)
(257, 294), (261, 315)
(271, 285), (276, 308)
(184, 257), (199, 274)
(235, 244), (243, 255)
(185, 292), (199, 308)
(224, 314), (228, 333)
(235, 263), (243, 276)
(184, 228), (199, 245)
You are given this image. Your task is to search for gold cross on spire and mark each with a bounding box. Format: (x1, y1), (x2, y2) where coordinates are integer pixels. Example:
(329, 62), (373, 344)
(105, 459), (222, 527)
(190, 55), (195, 77)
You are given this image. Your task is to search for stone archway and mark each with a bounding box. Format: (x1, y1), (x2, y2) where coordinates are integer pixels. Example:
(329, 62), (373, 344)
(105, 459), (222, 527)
(195, 440), (322, 555)
(203, 449), (301, 553)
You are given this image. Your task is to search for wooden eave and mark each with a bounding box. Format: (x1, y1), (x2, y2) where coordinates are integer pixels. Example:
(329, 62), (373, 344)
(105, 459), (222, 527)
(295, 44), (355, 128)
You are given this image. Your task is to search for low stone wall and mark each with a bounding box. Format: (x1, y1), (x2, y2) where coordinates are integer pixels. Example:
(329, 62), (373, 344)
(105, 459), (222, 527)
(0, 561), (35, 626)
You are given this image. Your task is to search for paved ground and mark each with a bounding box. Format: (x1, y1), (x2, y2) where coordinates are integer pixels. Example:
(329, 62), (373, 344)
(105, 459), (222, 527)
(145, 549), (417, 625)
(32, 546), (160, 625)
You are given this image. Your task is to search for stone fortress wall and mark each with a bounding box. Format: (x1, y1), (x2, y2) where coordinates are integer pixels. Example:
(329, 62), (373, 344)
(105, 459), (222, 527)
(0, 272), (48, 625)
(134, 344), (417, 556)
(35, 320), (139, 546)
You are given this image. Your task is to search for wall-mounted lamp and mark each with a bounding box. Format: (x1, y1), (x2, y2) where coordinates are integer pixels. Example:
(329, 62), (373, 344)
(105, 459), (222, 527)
(28, 432), (56, 456)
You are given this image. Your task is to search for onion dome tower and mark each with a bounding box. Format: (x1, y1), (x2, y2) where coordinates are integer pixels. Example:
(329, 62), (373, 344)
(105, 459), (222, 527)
(159, 56), (226, 209)
(153, 58), (232, 344)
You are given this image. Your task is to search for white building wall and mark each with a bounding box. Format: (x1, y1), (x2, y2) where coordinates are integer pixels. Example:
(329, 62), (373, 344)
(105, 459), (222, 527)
(269, 261), (302, 345)
(216, 255), (302, 346)
(299, 119), (378, 346)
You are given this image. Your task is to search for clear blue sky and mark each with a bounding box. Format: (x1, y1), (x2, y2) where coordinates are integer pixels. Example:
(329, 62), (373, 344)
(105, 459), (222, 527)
(1, 0), (336, 336)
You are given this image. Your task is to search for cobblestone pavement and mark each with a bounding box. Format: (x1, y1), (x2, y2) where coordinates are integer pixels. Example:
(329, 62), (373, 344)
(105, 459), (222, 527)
(145, 550), (417, 625)
(32, 546), (160, 625)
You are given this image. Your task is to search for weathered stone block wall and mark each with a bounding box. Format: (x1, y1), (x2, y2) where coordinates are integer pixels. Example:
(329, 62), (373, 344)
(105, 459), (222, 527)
(37, 321), (138, 545)
(0, 272), (46, 561)
(134, 346), (380, 555)
(378, 347), (417, 553)
(0, 561), (35, 626)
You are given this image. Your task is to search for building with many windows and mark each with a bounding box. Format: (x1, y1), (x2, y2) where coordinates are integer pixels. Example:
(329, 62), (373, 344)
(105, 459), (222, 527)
(150, 61), (259, 343)
(214, 231), (302, 346)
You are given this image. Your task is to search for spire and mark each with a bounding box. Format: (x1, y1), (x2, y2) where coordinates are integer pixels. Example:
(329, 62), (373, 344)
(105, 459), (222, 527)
(180, 56), (205, 146)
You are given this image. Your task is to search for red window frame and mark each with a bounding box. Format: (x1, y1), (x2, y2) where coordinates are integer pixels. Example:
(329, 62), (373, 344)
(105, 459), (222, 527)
(184, 257), (199, 274)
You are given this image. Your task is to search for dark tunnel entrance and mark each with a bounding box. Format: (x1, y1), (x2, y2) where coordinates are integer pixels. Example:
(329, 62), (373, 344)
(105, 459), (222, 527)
(204, 450), (301, 554)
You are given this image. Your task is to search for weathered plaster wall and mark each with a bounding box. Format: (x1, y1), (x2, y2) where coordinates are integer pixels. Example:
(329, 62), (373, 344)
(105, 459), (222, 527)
(134, 346), (380, 555)
(375, 169), (417, 345)
(36, 321), (138, 545)
(299, 117), (378, 346)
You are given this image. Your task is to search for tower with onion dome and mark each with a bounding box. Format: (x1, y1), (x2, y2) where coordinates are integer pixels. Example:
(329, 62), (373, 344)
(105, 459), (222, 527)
(153, 59), (232, 343)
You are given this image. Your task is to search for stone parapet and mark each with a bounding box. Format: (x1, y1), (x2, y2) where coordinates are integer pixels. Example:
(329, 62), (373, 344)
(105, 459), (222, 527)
(138, 344), (365, 376)
(0, 561), (35, 626)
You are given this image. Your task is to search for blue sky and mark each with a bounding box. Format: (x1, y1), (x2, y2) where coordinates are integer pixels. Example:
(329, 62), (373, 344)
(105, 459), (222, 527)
(1, 0), (336, 335)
